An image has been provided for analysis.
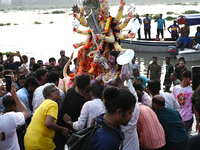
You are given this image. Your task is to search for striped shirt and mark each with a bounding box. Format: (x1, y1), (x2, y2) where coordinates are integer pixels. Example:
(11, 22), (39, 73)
(137, 104), (166, 149)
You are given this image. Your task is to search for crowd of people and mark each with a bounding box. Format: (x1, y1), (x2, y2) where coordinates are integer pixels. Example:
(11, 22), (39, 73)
(0, 48), (200, 150)
(132, 14), (200, 50)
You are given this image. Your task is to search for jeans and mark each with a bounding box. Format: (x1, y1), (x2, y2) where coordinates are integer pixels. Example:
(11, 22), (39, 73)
(184, 117), (193, 132)
(144, 28), (151, 39)
(157, 28), (164, 38)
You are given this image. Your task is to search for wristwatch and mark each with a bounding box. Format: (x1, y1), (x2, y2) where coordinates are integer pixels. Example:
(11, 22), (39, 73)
(67, 120), (72, 124)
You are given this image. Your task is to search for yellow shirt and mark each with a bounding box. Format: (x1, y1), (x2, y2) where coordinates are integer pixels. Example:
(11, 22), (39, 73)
(24, 99), (58, 150)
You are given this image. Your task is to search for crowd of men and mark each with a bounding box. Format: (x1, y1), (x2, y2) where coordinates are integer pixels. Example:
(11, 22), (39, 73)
(0, 49), (200, 150)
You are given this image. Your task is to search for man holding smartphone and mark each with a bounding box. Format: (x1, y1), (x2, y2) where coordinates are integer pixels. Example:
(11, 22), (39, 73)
(0, 82), (28, 150)
(3, 51), (24, 71)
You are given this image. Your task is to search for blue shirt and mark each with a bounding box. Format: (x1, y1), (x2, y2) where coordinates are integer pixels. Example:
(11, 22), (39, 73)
(17, 87), (31, 117)
(5, 61), (20, 70)
(143, 18), (151, 29)
(195, 31), (200, 43)
(91, 114), (123, 150)
(180, 36), (192, 45)
(133, 74), (149, 87)
(157, 18), (165, 29)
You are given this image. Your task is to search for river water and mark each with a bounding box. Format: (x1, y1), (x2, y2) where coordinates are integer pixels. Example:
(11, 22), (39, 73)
(0, 3), (199, 136)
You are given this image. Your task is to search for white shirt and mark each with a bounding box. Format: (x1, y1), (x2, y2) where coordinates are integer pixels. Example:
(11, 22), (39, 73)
(142, 91), (152, 107)
(128, 62), (139, 78)
(73, 98), (105, 131)
(32, 83), (64, 115)
(0, 112), (25, 150)
(121, 79), (140, 150)
(160, 92), (180, 109)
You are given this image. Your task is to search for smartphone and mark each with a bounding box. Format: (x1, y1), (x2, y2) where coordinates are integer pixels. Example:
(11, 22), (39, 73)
(5, 75), (12, 92)
(191, 66), (200, 91)
(1, 132), (5, 141)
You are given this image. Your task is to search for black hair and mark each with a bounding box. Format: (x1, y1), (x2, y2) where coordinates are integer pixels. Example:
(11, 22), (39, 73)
(77, 75), (90, 90)
(36, 68), (48, 81)
(91, 84), (104, 99)
(172, 72), (178, 77)
(30, 57), (35, 60)
(182, 70), (191, 79)
(6, 53), (10, 58)
(73, 58), (77, 64)
(152, 56), (157, 59)
(148, 80), (160, 94)
(136, 77), (143, 83)
(46, 71), (59, 83)
(22, 55), (28, 60)
(0, 64), (4, 71)
(23, 76), (39, 89)
(3, 69), (13, 77)
(32, 64), (40, 72)
(133, 68), (139, 73)
(49, 57), (56, 62)
(152, 96), (165, 107)
(178, 57), (185, 62)
(133, 82), (143, 93)
(165, 56), (170, 60)
(179, 59), (186, 64)
(37, 60), (43, 64)
(13, 70), (16, 75)
(18, 74), (26, 81)
(103, 87), (136, 117)
(192, 87), (200, 114)
(137, 91), (143, 103)
(3, 95), (16, 109)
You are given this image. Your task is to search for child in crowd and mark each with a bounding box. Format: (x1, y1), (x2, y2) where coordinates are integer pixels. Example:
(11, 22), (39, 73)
(17, 74), (26, 90)
(155, 35), (160, 41)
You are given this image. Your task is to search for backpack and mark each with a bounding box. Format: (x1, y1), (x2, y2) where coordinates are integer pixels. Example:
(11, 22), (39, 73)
(66, 119), (124, 150)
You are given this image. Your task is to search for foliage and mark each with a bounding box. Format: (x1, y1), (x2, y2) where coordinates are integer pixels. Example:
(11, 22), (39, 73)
(52, 10), (66, 14)
(43, 12), (50, 14)
(2, 51), (12, 55)
(183, 10), (200, 14)
(151, 14), (159, 20)
(165, 16), (177, 21)
(34, 21), (42, 24)
(14, 23), (19, 25)
(49, 21), (54, 24)
(166, 11), (174, 15)
(6, 23), (11, 26)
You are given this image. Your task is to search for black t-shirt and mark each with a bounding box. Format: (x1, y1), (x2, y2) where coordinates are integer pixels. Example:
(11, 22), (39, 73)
(54, 88), (86, 147)
(58, 88), (86, 128)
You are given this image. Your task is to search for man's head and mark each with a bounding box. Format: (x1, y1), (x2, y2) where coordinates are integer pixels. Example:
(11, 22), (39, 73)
(77, 75), (90, 90)
(146, 14), (149, 18)
(60, 50), (65, 57)
(32, 64), (41, 72)
(36, 68), (48, 82)
(23, 77), (39, 93)
(135, 77), (143, 86)
(49, 57), (56, 68)
(6, 53), (14, 63)
(131, 56), (136, 64)
(4, 69), (13, 78)
(185, 22), (189, 27)
(3, 96), (17, 112)
(133, 82), (143, 93)
(43, 85), (61, 101)
(197, 26), (200, 32)
(165, 56), (170, 65)
(179, 60), (186, 69)
(91, 84), (104, 99)
(132, 68), (139, 78)
(148, 80), (160, 95)
(173, 20), (177, 25)
(55, 66), (62, 77)
(170, 72), (178, 81)
(152, 56), (157, 64)
(18, 74), (26, 87)
(182, 70), (191, 86)
(136, 14), (139, 18)
(37, 60), (44, 68)
(152, 95), (165, 111)
(22, 55), (28, 64)
(159, 14), (162, 18)
(46, 71), (59, 86)
(103, 87), (136, 126)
